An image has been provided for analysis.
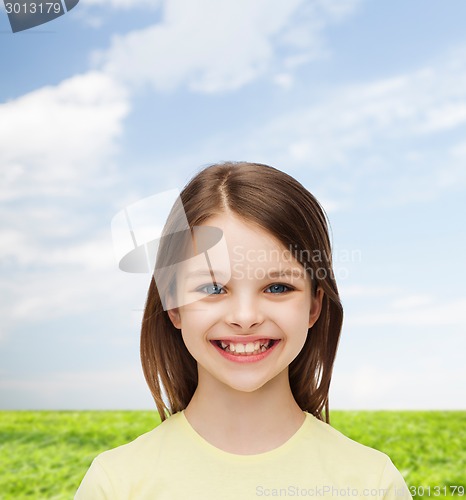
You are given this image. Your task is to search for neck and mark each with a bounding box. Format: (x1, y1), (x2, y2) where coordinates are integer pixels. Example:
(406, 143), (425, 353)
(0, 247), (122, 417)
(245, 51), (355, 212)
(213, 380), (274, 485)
(183, 367), (305, 454)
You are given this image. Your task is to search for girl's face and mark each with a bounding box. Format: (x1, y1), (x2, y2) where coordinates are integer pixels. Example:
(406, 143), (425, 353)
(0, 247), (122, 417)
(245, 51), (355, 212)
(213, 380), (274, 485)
(167, 212), (322, 394)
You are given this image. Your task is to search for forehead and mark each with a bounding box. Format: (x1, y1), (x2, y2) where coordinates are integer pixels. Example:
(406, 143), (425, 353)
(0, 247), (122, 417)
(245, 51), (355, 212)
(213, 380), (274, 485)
(203, 213), (286, 250)
(178, 213), (306, 277)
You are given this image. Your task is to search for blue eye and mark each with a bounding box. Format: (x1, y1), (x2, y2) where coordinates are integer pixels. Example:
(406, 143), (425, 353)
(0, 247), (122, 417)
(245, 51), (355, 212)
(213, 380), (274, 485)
(198, 284), (225, 295)
(265, 283), (293, 294)
(196, 283), (293, 295)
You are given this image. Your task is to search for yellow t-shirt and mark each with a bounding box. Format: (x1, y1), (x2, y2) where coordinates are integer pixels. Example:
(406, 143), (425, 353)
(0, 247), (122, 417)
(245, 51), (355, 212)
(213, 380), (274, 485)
(75, 411), (412, 499)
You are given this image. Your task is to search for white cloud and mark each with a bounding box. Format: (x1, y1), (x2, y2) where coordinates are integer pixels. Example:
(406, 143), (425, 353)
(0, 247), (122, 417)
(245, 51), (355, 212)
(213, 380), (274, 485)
(81, 0), (161, 9)
(76, 0), (163, 27)
(315, 0), (362, 20)
(0, 70), (130, 265)
(268, 65), (466, 167)
(339, 285), (466, 327)
(339, 284), (400, 298)
(335, 365), (400, 403)
(346, 297), (466, 327)
(0, 265), (150, 345)
(0, 71), (130, 201)
(332, 362), (466, 409)
(221, 46), (466, 205)
(0, 367), (154, 409)
(98, 0), (361, 93)
(450, 139), (466, 163)
(0, 225), (115, 270)
(0, 71), (133, 341)
(273, 73), (294, 89)
(390, 294), (433, 309)
(420, 102), (466, 133)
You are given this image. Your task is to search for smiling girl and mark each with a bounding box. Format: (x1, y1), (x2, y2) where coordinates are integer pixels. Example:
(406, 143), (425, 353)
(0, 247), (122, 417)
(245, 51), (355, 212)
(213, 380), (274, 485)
(76, 162), (411, 499)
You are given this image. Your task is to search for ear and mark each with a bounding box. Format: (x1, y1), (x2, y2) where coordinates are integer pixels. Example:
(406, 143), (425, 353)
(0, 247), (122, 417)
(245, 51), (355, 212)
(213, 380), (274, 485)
(167, 308), (181, 329)
(165, 294), (182, 329)
(309, 286), (323, 328)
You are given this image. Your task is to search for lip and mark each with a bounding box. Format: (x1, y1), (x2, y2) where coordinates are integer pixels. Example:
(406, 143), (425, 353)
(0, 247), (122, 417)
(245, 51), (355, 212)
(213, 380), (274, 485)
(210, 339), (281, 363)
(210, 335), (280, 344)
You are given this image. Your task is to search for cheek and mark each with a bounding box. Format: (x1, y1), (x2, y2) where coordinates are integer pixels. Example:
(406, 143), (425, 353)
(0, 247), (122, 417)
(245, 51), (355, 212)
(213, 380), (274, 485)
(179, 307), (216, 344)
(179, 326), (203, 360)
(270, 301), (311, 347)
(273, 297), (310, 322)
(182, 303), (219, 326)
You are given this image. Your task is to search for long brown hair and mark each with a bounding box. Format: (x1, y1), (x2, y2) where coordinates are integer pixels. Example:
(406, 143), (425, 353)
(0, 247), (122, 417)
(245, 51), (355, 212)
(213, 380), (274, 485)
(141, 162), (343, 423)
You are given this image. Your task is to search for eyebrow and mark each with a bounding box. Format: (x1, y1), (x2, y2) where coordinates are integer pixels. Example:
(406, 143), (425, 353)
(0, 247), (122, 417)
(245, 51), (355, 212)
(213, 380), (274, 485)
(184, 268), (305, 280)
(268, 269), (305, 279)
(184, 269), (228, 280)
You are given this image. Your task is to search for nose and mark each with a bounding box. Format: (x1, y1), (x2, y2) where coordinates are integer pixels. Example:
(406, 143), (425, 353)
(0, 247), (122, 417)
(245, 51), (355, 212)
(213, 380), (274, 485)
(224, 293), (264, 330)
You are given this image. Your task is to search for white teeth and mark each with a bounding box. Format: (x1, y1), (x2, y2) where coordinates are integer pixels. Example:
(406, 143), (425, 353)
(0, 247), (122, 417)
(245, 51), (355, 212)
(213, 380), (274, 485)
(235, 343), (245, 353)
(216, 339), (275, 355)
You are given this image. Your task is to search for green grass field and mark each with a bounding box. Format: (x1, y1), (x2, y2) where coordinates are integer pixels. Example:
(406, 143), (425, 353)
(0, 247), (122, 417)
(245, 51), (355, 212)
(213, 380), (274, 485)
(1, 410), (464, 499)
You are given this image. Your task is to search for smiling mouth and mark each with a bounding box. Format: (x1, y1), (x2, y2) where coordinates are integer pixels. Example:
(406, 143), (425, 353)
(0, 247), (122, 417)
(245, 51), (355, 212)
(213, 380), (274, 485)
(212, 339), (278, 356)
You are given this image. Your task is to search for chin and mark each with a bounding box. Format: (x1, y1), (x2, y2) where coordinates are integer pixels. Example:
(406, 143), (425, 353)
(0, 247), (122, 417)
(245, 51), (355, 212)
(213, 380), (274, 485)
(222, 376), (273, 394)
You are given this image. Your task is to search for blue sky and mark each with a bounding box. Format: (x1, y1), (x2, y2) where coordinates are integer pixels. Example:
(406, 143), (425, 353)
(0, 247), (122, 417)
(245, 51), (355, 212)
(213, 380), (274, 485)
(1, 0), (465, 410)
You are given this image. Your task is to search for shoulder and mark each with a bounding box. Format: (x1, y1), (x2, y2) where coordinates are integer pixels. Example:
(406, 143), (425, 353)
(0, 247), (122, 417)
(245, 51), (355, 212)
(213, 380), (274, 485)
(305, 412), (388, 460)
(302, 413), (411, 496)
(75, 414), (180, 500)
(75, 413), (184, 498)
(303, 413), (399, 477)
(95, 411), (182, 472)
